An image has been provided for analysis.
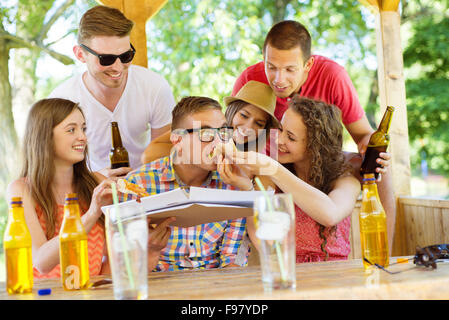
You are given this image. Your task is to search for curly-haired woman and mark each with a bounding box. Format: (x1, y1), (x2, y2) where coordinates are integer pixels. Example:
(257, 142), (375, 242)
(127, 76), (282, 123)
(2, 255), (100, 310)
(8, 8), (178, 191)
(232, 96), (385, 262)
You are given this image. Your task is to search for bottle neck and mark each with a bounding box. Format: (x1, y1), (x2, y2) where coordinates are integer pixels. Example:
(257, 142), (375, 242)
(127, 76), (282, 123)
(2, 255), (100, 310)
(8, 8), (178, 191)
(64, 202), (81, 218)
(111, 123), (124, 148)
(362, 180), (380, 199)
(9, 206), (25, 221)
(377, 106), (394, 135)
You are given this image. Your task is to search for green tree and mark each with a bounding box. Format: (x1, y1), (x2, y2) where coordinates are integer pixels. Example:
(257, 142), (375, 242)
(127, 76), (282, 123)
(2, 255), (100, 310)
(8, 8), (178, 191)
(147, 0), (374, 106)
(0, 0), (77, 202)
(402, 0), (449, 177)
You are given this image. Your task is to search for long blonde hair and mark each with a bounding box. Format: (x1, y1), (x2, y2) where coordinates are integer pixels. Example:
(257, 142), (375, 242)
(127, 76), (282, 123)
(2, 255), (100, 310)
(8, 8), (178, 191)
(21, 98), (99, 238)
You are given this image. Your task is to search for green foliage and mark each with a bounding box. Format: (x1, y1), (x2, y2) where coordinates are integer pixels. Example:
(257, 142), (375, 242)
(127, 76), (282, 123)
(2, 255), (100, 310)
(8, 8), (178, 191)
(404, 14), (449, 78)
(403, 4), (449, 176)
(406, 78), (449, 175)
(148, 0), (375, 109)
(147, 0), (271, 102)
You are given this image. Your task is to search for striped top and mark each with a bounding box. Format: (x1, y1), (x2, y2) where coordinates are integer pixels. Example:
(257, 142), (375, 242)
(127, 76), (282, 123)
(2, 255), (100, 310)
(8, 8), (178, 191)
(124, 154), (248, 271)
(33, 204), (105, 279)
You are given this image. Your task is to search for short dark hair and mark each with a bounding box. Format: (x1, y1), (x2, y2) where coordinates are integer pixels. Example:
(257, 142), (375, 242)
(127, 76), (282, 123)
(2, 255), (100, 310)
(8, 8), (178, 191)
(171, 96), (222, 130)
(78, 5), (134, 44)
(263, 20), (312, 61)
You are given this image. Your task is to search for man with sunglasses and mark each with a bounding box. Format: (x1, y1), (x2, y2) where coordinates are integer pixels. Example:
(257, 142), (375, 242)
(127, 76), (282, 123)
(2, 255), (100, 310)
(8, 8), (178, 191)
(123, 96), (252, 271)
(49, 5), (175, 178)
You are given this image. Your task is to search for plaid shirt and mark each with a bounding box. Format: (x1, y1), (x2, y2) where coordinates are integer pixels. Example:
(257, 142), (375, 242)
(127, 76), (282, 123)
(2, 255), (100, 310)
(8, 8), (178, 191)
(124, 153), (248, 272)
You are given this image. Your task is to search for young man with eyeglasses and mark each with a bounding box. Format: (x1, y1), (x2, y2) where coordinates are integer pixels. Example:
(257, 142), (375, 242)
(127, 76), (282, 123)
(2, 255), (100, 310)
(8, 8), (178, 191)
(123, 96), (252, 271)
(49, 5), (175, 178)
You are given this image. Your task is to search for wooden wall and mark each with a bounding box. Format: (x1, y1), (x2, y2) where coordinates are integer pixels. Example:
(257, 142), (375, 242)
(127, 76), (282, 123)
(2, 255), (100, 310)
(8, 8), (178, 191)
(392, 197), (449, 256)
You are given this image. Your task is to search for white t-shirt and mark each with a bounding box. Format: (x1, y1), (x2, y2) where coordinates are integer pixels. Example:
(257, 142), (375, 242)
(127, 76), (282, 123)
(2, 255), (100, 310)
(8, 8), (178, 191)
(49, 65), (175, 171)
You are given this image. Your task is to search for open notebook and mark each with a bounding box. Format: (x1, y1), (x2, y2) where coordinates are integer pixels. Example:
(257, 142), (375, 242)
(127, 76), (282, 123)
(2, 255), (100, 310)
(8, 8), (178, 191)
(101, 187), (274, 228)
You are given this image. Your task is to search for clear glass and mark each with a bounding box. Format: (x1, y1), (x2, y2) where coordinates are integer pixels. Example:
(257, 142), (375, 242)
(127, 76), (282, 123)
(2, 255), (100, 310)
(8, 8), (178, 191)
(254, 193), (296, 292)
(105, 206), (148, 300)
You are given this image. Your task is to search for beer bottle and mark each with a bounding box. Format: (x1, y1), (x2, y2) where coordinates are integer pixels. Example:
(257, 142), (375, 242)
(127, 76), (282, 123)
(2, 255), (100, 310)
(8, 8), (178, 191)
(109, 121), (130, 169)
(359, 173), (389, 269)
(3, 197), (33, 294)
(59, 193), (90, 290)
(360, 106), (394, 179)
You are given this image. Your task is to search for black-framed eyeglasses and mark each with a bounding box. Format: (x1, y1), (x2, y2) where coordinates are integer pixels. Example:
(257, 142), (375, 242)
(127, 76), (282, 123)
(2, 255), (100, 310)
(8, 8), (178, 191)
(80, 43), (136, 66)
(176, 127), (234, 142)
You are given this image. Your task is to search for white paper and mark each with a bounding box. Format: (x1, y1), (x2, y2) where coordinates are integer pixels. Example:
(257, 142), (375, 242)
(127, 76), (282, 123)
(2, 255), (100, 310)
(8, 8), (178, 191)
(101, 187), (275, 227)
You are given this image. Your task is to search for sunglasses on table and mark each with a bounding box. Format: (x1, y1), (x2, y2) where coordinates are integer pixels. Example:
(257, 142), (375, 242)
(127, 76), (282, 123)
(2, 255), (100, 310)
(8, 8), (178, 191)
(363, 243), (449, 274)
(175, 127), (234, 142)
(80, 43), (136, 66)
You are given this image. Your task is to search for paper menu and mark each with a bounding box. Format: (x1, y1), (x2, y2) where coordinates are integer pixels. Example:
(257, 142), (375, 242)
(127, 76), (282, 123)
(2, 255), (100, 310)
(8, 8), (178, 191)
(101, 187), (275, 228)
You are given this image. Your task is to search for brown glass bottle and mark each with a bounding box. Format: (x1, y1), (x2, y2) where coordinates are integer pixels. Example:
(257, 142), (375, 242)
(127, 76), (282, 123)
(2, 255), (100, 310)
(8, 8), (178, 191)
(109, 122), (130, 169)
(360, 106), (394, 179)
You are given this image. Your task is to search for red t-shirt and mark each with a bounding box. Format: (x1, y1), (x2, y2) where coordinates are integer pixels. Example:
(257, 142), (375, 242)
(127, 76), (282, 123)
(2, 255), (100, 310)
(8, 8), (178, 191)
(232, 55), (365, 125)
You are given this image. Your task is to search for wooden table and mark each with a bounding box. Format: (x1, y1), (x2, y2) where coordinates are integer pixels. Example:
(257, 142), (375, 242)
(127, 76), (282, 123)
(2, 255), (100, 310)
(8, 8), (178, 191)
(1, 257), (449, 300)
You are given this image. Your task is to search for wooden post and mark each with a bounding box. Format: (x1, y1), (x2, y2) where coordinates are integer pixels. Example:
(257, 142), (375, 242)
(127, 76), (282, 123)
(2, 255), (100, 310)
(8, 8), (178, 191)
(375, 9), (411, 198)
(359, 0), (411, 256)
(97, 0), (168, 68)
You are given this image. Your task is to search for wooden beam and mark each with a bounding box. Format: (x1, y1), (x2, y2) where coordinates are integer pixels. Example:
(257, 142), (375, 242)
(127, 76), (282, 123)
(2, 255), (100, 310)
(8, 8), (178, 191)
(358, 0), (401, 11)
(97, 0), (168, 68)
(374, 10), (411, 199)
(380, 0), (401, 11)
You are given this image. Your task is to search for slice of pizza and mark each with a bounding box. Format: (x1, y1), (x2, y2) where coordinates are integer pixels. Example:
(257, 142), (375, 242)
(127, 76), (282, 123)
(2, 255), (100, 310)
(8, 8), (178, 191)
(209, 140), (237, 159)
(116, 179), (150, 197)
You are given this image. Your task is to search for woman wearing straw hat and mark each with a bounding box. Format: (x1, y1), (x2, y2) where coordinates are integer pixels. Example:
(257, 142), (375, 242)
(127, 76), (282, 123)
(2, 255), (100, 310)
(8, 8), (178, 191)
(223, 80), (279, 153)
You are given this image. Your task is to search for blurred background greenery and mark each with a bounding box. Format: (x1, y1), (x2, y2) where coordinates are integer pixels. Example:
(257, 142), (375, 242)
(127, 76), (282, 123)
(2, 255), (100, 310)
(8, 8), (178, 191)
(0, 0), (448, 282)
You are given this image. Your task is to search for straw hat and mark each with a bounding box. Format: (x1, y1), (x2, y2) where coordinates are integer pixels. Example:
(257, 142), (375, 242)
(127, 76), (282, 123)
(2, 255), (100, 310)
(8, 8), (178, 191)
(224, 80), (279, 126)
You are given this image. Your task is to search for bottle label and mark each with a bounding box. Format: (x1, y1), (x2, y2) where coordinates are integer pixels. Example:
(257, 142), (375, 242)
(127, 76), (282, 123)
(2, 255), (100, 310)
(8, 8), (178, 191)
(111, 162), (130, 169)
(64, 265), (81, 290)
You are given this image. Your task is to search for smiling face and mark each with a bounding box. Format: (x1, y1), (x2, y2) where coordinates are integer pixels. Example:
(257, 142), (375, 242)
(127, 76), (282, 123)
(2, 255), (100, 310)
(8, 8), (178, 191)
(53, 108), (87, 166)
(276, 108), (308, 166)
(76, 35), (132, 89)
(264, 44), (314, 98)
(231, 103), (270, 145)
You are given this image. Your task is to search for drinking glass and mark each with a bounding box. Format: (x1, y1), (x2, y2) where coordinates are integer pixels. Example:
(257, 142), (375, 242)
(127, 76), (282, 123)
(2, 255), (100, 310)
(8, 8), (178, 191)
(105, 205), (148, 300)
(254, 193), (296, 291)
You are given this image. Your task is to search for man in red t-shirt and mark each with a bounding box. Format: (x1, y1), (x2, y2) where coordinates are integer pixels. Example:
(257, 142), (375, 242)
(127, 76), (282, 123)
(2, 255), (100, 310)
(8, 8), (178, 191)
(233, 20), (396, 251)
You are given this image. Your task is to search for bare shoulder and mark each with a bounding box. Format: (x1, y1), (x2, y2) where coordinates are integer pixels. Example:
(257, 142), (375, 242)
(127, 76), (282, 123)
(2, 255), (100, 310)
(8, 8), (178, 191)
(333, 173), (361, 191)
(6, 177), (38, 210)
(6, 177), (28, 200)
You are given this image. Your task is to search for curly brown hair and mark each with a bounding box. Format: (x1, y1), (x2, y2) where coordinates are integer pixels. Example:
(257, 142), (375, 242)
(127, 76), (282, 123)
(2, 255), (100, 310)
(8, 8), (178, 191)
(288, 95), (352, 259)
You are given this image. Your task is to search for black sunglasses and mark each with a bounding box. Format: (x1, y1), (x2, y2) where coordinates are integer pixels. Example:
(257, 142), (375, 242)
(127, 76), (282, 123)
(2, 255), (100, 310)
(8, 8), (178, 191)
(80, 43), (136, 66)
(177, 127), (234, 142)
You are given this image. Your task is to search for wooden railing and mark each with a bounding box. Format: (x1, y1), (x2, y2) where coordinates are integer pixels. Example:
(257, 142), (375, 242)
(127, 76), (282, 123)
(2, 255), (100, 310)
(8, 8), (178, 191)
(249, 196), (449, 264)
(350, 196), (449, 259)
